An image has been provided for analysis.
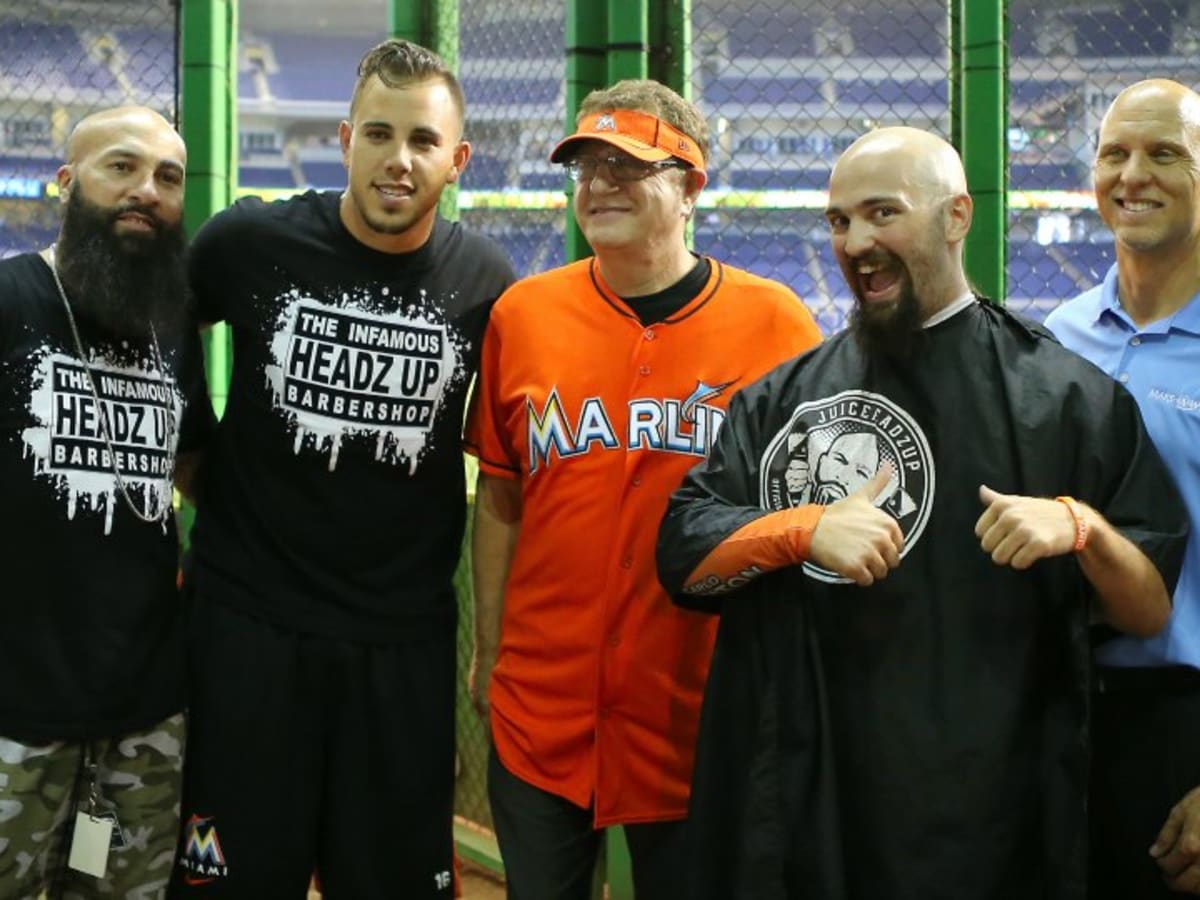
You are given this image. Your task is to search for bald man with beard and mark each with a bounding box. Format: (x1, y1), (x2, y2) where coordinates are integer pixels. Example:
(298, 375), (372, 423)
(1046, 79), (1200, 898)
(656, 127), (1188, 899)
(0, 106), (212, 897)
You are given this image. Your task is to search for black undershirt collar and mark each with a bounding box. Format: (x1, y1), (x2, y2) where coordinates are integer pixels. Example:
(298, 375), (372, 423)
(621, 255), (711, 326)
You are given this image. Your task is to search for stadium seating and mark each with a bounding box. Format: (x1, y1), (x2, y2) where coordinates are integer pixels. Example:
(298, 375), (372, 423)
(0, 20), (116, 92)
(238, 164), (297, 189)
(299, 160), (345, 190)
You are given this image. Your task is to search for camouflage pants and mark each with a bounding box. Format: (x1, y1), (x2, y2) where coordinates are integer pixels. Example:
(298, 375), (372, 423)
(0, 713), (185, 900)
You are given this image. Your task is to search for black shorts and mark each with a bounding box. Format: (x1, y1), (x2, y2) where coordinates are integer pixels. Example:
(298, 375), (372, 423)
(169, 598), (456, 899)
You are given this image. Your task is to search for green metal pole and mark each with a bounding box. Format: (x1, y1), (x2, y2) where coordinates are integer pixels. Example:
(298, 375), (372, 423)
(565, 0), (607, 262)
(599, 8), (648, 895)
(956, 0), (1007, 303)
(181, 0), (236, 417)
(388, 0), (424, 42)
(651, 0), (693, 248)
(948, 0), (962, 153)
(433, 0), (459, 221)
(607, 0), (648, 83)
(649, 0), (691, 95)
(389, 0), (461, 221)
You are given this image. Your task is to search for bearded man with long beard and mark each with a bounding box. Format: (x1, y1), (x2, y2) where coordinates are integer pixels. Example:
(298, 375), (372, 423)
(656, 127), (1189, 900)
(0, 106), (212, 897)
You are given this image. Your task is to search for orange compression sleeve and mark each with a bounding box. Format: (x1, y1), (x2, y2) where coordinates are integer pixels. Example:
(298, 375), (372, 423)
(680, 505), (825, 597)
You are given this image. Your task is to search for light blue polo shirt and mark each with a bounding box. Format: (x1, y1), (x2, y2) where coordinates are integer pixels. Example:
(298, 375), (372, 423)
(1045, 263), (1200, 668)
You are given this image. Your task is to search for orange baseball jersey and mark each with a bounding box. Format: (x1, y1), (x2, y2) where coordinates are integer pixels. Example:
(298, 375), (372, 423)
(464, 256), (821, 826)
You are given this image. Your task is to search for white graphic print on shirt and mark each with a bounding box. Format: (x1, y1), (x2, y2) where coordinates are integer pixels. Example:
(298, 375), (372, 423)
(264, 290), (464, 472)
(20, 348), (181, 535)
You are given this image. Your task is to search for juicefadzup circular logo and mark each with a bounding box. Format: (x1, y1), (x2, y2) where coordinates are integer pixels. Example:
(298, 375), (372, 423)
(759, 390), (935, 584)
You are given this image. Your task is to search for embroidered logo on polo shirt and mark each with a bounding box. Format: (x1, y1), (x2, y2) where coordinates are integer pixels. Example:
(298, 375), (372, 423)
(760, 389), (935, 584)
(1148, 387), (1200, 413)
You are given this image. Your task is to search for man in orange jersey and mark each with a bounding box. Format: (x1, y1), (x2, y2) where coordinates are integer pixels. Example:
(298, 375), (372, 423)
(464, 79), (821, 899)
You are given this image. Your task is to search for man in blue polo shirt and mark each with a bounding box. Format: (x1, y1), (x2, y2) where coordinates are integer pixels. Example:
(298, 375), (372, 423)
(1046, 78), (1200, 898)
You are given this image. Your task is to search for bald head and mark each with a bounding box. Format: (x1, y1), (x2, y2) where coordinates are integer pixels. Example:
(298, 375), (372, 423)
(1100, 79), (1200, 152)
(66, 106), (185, 168)
(832, 127), (968, 200)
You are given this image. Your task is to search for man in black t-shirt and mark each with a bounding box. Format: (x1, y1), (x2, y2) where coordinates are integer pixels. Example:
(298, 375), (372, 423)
(169, 41), (514, 899)
(0, 106), (212, 898)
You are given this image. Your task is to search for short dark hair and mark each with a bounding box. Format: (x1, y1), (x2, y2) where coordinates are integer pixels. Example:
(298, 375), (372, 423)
(349, 39), (465, 125)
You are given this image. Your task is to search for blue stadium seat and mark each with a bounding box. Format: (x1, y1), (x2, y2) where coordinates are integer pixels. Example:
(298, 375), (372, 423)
(460, 18), (564, 58)
(721, 12), (814, 57)
(0, 155), (58, 180)
(265, 32), (365, 103)
(0, 20), (116, 91)
(461, 77), (559, 106)
(460, 155), (509, 190)
(1069, 4), (1175, 57)
(850, 9), (947, 57)
(111, 27), (174, 90)
(727, 169), (829, 190)
(518, 172), (563, 192)
(239, 165), (297, 189)
(839, 78), (946, 108)
(300, 161), (346, 190)
(704, 77), (823, 106)
(1009, 162), (1088, 190)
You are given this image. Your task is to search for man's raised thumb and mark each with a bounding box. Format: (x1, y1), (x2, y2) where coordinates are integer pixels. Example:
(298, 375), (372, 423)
(856, 462), (895, 503)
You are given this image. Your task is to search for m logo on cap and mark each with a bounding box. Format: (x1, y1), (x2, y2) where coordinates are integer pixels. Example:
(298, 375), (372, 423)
(594, 114), (617, 132)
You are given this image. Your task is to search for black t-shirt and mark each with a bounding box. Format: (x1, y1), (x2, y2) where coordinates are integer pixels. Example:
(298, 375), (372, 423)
(188, 191), (515, 641)
(0, 252), (213, 743)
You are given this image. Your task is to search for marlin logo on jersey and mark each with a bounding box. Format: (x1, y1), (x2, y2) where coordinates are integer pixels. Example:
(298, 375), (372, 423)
(177, 814), (229, 885)
(681, 380), (733, 423)
(527, 380), (731, 475)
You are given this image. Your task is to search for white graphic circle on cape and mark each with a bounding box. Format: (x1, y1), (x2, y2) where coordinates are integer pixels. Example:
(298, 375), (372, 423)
(759, 389), (935, 584)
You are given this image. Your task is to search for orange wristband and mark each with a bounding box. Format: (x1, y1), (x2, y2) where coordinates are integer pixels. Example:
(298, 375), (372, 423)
(1055, 496), (1089, 552)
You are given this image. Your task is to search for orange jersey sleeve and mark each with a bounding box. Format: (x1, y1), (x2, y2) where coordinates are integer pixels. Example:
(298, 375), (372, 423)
(680, 504), (824, 596)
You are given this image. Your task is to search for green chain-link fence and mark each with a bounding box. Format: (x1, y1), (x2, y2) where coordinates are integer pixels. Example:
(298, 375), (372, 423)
(689, 0), (951, 334)
(0, 0), (178, 259)
(453, 0), (567, 840)
(5, 0), (1198, 884)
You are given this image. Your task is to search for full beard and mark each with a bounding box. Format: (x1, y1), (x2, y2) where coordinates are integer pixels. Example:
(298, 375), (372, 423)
(848, 264), (927, 363)
(55, 188), (191, 343)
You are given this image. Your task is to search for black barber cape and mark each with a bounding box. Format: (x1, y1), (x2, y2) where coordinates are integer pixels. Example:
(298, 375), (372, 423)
(657, 300), (1187, 900)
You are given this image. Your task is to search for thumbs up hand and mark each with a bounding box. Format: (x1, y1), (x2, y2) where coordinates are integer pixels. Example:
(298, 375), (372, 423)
(975, 484), (1080, 569)
(809, 463), (906, 586)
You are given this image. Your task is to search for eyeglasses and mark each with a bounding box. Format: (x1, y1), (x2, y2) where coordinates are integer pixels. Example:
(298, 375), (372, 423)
(562, 154), (689, 184)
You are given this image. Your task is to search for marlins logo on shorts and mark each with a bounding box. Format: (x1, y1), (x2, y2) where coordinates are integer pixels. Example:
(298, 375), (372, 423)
(178, 814), (229, 885)
(759, 389), (934, 584)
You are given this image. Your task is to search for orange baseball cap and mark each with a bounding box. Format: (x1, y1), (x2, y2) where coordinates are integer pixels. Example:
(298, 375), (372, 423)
(549, 108), (706, 171)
